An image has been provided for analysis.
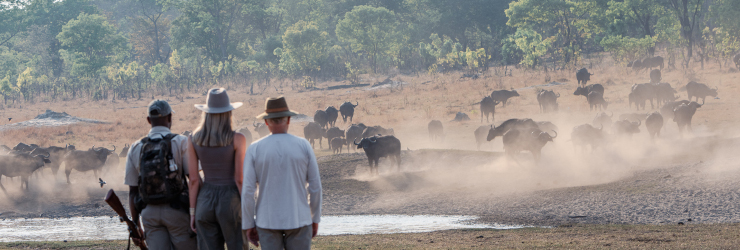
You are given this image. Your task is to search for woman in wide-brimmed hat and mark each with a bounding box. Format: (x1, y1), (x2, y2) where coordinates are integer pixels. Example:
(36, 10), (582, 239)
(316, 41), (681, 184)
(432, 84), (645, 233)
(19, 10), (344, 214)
(186, 88), (247, 250)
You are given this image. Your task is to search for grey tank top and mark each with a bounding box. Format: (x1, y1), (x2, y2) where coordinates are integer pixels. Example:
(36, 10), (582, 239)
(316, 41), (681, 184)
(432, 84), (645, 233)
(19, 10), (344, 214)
(193, 143), (236, 186)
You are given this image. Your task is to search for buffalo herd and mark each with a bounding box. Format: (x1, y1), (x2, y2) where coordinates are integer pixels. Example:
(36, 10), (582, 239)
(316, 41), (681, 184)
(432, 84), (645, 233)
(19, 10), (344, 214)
(0, 63), (723, 184)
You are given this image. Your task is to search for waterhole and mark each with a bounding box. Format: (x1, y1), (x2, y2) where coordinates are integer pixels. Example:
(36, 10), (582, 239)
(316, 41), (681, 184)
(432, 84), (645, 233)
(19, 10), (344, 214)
(0, 215), (524, 242)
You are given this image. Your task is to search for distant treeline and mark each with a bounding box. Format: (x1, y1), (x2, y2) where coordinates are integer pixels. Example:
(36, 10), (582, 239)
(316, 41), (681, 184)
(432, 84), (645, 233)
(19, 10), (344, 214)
(0, 0), (738, 103)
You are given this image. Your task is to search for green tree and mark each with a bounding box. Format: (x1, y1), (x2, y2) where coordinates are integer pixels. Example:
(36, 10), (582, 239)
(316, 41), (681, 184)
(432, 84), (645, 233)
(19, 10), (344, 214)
(508, 28), (550, 69)
(664, 0), (706, 68)
(506, 0), (599, 66)
(170, 0), (252, 64)
(280, 21), (328, 75)
(600, 35), (656, 64)
(27, 0), (98, 77)
(56, 13), (129, 78)
(336, 5), (398, 74)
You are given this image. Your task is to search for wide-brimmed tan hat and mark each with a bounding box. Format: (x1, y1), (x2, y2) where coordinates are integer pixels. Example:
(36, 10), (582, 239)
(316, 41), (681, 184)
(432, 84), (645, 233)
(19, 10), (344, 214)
(195, 88), (243, 113)
(256, 96), (299, 119)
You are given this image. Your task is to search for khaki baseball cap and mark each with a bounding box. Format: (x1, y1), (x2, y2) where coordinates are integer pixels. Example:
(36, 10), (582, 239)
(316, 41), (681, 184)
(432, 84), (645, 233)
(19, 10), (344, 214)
(148, 99), (174, 117)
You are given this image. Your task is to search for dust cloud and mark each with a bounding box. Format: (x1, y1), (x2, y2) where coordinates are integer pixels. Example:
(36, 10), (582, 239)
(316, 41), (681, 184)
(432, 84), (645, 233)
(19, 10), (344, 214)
(347, 110), (738, 209)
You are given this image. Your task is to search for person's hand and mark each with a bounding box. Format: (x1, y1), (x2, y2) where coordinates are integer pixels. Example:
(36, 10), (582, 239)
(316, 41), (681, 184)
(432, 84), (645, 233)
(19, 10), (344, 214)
(190, 215), (197, 233)
(312, 223), (319, 238)
(132, 225), (146, 248)
(243, 228), (259, 247)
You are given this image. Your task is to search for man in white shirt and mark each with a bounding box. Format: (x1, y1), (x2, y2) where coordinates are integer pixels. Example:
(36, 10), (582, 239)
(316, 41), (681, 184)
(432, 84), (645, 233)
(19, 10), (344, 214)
(242, 96), (322, 250)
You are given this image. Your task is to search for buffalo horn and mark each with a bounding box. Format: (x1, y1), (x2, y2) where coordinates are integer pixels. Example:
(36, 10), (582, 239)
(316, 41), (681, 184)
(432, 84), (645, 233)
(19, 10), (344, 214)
(556, 92), (560, 97)
(353, 138), (360, 145)
(253, 120), (257, 127)
(354, 101), (359, 106)
(112, 145), (116, 152)
(635, 120), (641, 127)
(369, 137), (377, 143)
(550, 130), (558, 139)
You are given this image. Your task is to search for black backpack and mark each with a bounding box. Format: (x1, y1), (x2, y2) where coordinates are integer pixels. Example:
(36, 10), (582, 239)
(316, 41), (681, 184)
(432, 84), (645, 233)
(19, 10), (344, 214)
(138, 134), (186, 205)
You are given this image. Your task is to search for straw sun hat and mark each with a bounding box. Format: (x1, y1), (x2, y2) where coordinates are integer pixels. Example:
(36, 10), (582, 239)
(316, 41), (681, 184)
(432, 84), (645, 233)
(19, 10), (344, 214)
(194, 88), (243, 113)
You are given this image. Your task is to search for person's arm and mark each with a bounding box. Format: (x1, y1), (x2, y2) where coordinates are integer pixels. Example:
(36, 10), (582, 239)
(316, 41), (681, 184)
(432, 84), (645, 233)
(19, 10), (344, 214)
(128, 186), (146, 245)
(241, 146), (259, 246)
(186, 136), (201, 233)
(305, 140), (322, 237)
(233, 133), (247, 194)
(123, 142), (144, 240)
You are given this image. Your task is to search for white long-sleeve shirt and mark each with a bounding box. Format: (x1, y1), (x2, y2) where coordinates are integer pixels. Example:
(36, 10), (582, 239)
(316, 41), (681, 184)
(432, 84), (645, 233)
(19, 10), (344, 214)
(241, 133), (322, 230)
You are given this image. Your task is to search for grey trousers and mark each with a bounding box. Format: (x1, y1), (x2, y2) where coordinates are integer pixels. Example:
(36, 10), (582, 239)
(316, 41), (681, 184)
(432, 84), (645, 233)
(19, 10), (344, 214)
(195, 183), (243, 250)
(141, 204), (197, 250)
(256, 225), (312, 250)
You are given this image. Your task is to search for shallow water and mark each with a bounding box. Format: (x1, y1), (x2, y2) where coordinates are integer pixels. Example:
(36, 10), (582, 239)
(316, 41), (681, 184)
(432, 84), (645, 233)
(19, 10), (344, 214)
(0, 215), (524, 242)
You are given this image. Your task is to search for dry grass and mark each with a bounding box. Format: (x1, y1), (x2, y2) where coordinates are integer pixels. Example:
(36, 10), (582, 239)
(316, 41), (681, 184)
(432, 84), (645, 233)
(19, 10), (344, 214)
(3, 223), (740, 249)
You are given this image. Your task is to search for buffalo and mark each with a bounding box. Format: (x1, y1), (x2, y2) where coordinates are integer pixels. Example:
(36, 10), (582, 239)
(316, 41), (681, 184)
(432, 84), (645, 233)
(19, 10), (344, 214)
(571, 124), (605, 151)
(313, 110), (329, 129)
(362, 125), (394, 138)
(427, 120), (444, 142)
(587, 91), (608, 111)
(12, 143), (38, 153)
(354, 135), (402, 175)
(660, 100), (690, 120)
(573, 84), (604, 97)
(642, 56), (664, 71)
(325, 127), (345, 150)
(537, 90), (559, 113)
(645, 112), (664, 139)
(653, 82), (678, 106)
(502, 128), (556, 161)
(592, 112), (613, 131)
(0, 150), (50, 191)
(63, 145), (116, 184)
(253, 121), (270, 138)
(576, 68), (593, 86)
(630, 83), (656, 110)
(331, 138), (345, 154)
(734, 53), (740, 70)
(486, 118), (539, 142)
(237, 127), (253, 146)
(479, 96), (498, 123)
(631, 59), (644, 73)
(490, 90), (519, 107)
(303, 122), (326, 149)
(685, 81), (718, 104)
(536, 121), (559, 133)
(613, 119), (641, 138)
(345, 123), (366, 152)
(474, 126), (490, 151)
(31, 144), (75, 177)
(339, 101), (359, 123)
(119, 143), (130, 157)
(674, 101), (702, 133)
(325, 106), (339, 127)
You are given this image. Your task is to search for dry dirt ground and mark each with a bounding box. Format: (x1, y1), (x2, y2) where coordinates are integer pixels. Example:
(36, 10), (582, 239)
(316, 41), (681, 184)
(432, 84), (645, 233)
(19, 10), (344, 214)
(1, 58), (740, 230)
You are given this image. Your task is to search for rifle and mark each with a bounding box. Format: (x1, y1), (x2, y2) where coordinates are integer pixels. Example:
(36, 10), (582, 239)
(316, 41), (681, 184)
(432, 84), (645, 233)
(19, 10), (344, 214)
(105, 189), (148, 250)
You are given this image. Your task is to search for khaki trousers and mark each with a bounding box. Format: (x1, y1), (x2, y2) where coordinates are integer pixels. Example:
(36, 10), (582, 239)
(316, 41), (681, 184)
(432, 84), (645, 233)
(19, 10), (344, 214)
(195, 183), (243, 250)
(141, 204), (197, 250)
(256, 225), (312, 250)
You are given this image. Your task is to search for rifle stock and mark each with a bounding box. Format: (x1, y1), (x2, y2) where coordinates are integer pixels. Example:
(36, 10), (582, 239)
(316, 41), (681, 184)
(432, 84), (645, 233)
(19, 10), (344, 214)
(105, 189), (148, 250)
